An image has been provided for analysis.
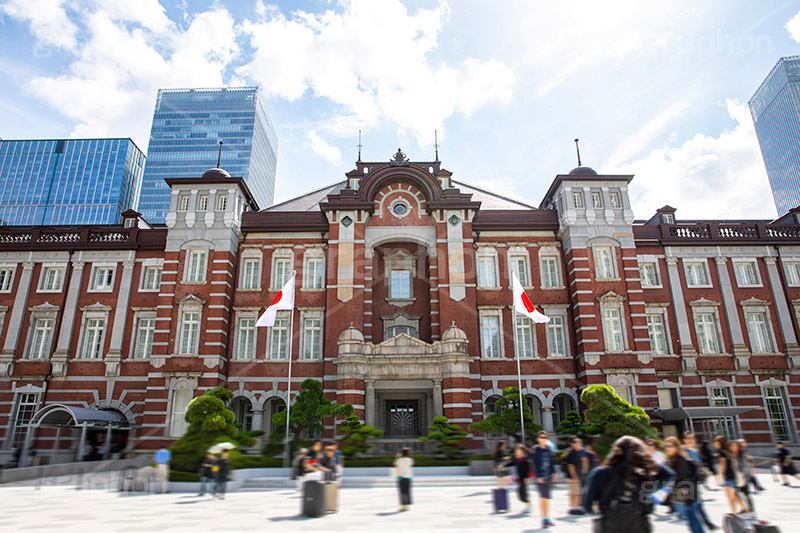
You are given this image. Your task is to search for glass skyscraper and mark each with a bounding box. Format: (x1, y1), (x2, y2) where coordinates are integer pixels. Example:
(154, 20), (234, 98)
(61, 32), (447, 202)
(139, 87), (278, 222)
(0, 138), (145, 226)
(749, 56), (800, 216)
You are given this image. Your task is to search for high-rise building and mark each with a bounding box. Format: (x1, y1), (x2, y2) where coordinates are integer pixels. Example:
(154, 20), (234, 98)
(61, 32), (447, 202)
(0, 138), (145, 226)
(749, 56), (800, 215)
(139, 87), (278, 222)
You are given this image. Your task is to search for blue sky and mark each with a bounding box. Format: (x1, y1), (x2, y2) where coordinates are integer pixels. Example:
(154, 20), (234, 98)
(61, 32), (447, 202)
(1, 0), (799, 219)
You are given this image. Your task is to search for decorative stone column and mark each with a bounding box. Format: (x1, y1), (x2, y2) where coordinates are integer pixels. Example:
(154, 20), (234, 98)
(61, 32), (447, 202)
(365, 379), (376, 427)
(714, 257), (750, 367)
(0, 261), (35, 375)
(432, 379), (443, 417)
(765, 257), (800, 366)
(251, 409), (264, 431)
(665, 256), (698, 369)
(541, 406), (555, 432)
(105, 260), (135, 377)
(52, 260), (85, 377)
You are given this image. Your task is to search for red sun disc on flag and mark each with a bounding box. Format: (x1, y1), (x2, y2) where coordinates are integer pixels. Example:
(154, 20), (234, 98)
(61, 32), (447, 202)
(270, 291), (282, 306)
(521, 292), (536, 313)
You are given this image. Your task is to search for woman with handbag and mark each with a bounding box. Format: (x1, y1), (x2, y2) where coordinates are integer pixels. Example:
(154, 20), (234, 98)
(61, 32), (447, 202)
(665, 437), (705, 533)
(506, 444), (532, 514)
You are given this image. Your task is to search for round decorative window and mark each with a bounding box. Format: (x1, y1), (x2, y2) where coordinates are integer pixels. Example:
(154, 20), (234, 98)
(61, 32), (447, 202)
(391, 202), (409, 218)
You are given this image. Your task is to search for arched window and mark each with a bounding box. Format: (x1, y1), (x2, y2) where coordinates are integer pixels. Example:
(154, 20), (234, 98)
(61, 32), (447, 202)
(231, 397), (253, 432)
(552, 394), (575, 430)
(484, 395), (504, 437)
(526, 395), (542, 428)
(264, 397), (286, 436)
(386, 325), (417, 338)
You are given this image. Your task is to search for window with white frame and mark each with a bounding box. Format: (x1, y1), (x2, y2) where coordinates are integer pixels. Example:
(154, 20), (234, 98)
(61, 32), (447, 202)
(390, 270), (411, 298)
(785, 262), (800, 286)
(185, 250), (207, 283)
(178, 195), (190, 211)
(386, 325), (417, 338)
(236, 316), (256, 359)
(198, 194), (208, 211)
(216, 194), (228, 211)
(710, 386), (732, 407)
(639, 262), (660, 287)
(540, 255), (560, 287)
(0, 267), (14, 292)
(384, 251), (415, 300)
(133, 314), (156, 359)
(594, 246), (616, 279)
(509, 253), (530, 287)
(27, 317), (54, 359)
(141, 266), (162, 291)
(178, 310), (200, 355)
(169, 389), (192, 437)
(91, 266), (114, 291)
(480, 313), (502, 358)
(572, 192), (583, 208)
(269, 311), (290, 359)
(477, 255), (498, 288)
(39, 266), (64, 292)
(241, 258), (261, 289)
(662, 213), (674, 224)
(546, 314), (567, 357)
(763, 386), (791, 442)
(734, 260), (760, 287)
(272, 256), (292, 289)
(383, 312), (420, 339)
(694, 312), (721, 354)
(609, 191), (621, 208)
(591, 191), (602, 208)
(646, 312), (669, 355)
(301, 313), (322, 360)
(514, 316), (535, 358)
(10, 392), (38, 448)
(602, 307), (625, 351)
(613, 385), (632, 404)
(304, 256), (324, 289)
(745, 311), (775, 353)
(80, 317), (106, 359)
(685, 261), (710, 287)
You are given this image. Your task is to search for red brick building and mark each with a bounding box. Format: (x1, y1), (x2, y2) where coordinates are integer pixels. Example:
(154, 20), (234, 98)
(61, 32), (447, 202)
(2, 150), (800, 463)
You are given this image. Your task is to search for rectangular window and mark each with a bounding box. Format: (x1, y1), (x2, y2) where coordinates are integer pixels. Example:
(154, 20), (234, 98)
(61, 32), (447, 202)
(11, 393), (38, 448)
(169, 389), (192, 437)
(639, 263), (659, 287)
(546, 315), (566, 357)
(40, 267), (64, 291)
(603, 308), (625, 351)
(572, 192), (583, 208)
(269, 312), (289, 359)
(92, 267), (114, 290)
(786, 262), (800, 286)
(0, 268), (13, 291)
(141, 266), (162, 291)
(478, 257), (497, 288)
(609, 192), (621, 208)
(594, 246), (615, 279)
(657, 389), (678, 409)
(178, 311), (200, 355)
(186, 250), (207, 283)
(515, 316), (534, 358)
(662, 213), (674, 224)
(591, 192), (602, 208)
(302, 316), (322, 360)
(646, 313), (669, 355)
(481, 316), (501, 358)
(540, 256), (560, 287)
(28, 318), (54, 359)
(304, 257), (324, 289)
(241, 258), (261, 289)
(217, 194), (228, 211)
(272, 257), (291, 289)
(695, 313), (720, 354)
(178, 195), (190, 211)
(390, 270), (411, 299)
(509, 256), (529, 287)
(237, 317), (256, 359)
(735, 261), (759, 287)
(685, 261), (709, 287)
(746, 312), (774, 353)
(134, 317), (156, 359)
(81, 318), (105, 359)
(764, 387), (791, 442)
(613, 386), (632, 404)
(710, 387), (732, 407)
(198, 195), (208, 211)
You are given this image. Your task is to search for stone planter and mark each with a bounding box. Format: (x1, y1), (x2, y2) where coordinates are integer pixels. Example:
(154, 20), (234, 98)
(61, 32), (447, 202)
(469, 459), (494, 476)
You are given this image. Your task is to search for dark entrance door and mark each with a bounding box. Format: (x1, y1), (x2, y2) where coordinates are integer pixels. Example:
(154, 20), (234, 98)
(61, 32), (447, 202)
(385, 400), (420, 438)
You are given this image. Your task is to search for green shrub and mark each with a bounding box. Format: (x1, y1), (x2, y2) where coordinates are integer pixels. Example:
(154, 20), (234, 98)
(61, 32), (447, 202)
(169, 470), (201, 482)
(338, 415), (383, 458)
(419, 416), (467, 458)
(231, 456), (284, 469)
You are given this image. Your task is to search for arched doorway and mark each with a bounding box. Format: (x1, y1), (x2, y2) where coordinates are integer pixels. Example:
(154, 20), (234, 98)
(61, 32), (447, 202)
(262, 397), (286, 437)
(231, 397), (253, 432)
(526, 395), (543, 428)
(552, 394), (575, 430)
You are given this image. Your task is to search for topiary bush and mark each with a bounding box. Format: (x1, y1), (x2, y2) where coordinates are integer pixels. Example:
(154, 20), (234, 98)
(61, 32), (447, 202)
(419, 416), (468, 459)
(338, 415), (384, 458)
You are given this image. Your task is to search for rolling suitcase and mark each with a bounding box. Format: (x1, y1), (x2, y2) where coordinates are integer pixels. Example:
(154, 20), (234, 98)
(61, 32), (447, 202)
(492, 487), (508, 513)
(302, 480), (325, 517)
(324, 482), (339, 513)
(753, 524), (782, 533)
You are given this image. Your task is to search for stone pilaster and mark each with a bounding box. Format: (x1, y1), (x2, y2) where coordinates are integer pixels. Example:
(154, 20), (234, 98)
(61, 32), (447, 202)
(0, 261), (35, 375)
(105, 259), (135, 377)
(51, 260), (85, 377)
(765, 257), (800, 367)
(714, 257), (750, 368)
(665, 256), (697, 369)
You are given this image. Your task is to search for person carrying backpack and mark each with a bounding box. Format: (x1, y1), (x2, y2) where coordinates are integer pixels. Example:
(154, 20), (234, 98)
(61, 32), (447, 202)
(582, 436), (675, 533)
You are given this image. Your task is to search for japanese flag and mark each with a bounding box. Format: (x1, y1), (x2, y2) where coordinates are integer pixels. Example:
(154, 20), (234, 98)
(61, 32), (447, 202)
(256, 274), (295, 327)
(512, 272), (550, 323)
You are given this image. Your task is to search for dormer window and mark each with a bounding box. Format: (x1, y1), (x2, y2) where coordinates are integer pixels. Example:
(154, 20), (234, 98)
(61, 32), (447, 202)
(662, 213), (674, 224)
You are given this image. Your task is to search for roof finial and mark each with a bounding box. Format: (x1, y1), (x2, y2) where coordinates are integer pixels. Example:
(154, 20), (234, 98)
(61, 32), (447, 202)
(574, 138), (582, 167)
(357, 130), (362, 163)
(434, 130), (440, 162)
(217, 140), (224, 168)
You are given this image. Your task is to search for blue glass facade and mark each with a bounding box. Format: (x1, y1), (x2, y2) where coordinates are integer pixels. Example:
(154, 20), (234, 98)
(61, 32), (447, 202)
(749, 56), (800, 216)
(139, 87), (278, 222)
(0, 139), (145, 226)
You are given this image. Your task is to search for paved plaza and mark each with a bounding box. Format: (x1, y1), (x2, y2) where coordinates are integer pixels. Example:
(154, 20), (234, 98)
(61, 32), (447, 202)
(0, 470), (797, 532)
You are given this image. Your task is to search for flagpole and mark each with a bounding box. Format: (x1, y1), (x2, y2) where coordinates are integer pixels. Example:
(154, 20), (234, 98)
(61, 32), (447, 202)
(512, 303), (526, 447)
(283, 272), (296, 474)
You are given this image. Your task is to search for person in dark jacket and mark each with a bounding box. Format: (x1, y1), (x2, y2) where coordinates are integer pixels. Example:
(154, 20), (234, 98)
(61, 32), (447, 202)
(665, 437), (704, 533)
(213, 450), (231, 499)
(506, 444), (531, 514)
(530, 430), (558, 529)
(198, 452), (217, 497)
(493, 441), (511, 488)
(582, 436), (674, 533)
(715, 436), (748, 514)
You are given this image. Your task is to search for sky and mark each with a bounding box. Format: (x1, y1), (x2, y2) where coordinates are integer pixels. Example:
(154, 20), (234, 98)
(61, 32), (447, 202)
(1, 0), (799, 220)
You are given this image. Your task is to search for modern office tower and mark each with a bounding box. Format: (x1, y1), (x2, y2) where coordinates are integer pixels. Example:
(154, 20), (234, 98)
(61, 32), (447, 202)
(139, 87), (278, 222)
(749, 56), (800, 216)
(0, 138), (145, 226)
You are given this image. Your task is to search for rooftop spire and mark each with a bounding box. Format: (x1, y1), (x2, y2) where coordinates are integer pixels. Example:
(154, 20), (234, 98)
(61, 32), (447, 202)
(217, 140), (224, 168)
(357, 130), (362, 163)
(434, 129), (440, 162)
(574, 138), (582, 167)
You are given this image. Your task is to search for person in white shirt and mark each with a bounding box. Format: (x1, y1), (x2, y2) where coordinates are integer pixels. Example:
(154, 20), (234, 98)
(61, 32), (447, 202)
(394, 447), (414, 512)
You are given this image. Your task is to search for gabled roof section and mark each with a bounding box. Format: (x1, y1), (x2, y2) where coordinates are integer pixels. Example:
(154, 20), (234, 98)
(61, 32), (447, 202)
(452, 180), (537, 210)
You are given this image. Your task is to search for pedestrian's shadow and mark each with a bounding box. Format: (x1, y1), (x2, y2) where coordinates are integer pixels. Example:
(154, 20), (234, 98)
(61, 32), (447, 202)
(268, 515), (313, 522)
(504, 511), (529, 520)
(375, 511), (403, 516)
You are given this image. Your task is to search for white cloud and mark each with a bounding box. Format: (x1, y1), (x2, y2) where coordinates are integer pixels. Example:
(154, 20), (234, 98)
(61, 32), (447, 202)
(237, 0), (514, 145)
(786, 9), (800, 43)
(606, 100), (778, 220)
(1, 0), (79, 49)
(307, 130), (342, 165)
(606, 98), (691, 166)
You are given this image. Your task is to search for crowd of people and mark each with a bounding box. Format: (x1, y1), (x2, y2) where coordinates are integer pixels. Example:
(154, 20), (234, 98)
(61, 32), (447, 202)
(492, 432), (793, 532)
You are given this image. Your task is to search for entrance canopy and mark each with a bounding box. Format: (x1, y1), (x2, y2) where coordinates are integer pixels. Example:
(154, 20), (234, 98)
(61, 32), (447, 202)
(31, 404), (129, 429)
(651, 406), (754, 423)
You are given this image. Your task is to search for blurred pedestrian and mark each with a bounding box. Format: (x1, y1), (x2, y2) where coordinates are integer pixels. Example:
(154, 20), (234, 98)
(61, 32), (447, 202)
(665, 437), (705, 533)
(303, 441), (324, 482)
(737, 439), (763, 492)
(493, 441), (511, 489)
(154, 447), (171, 493)
(682, 432), (717, 530)
(774, 441), (800, 486)
(531, 430), (558, 529)
(319, 445), (337, 481)
(645, 437), (666, 465)
(507, 444), (531, 514)
(731, 440), (754, 513)
(699, 441), (717, 490)
(715, 436), (748, 514)
(332, 441), (344, 479)
(292, 447), (308, 491)
(394, 447), (414, 512)
(213, 450), (231, 499)
(564, 436), (589, 515)
(198, 452), (216, 497)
